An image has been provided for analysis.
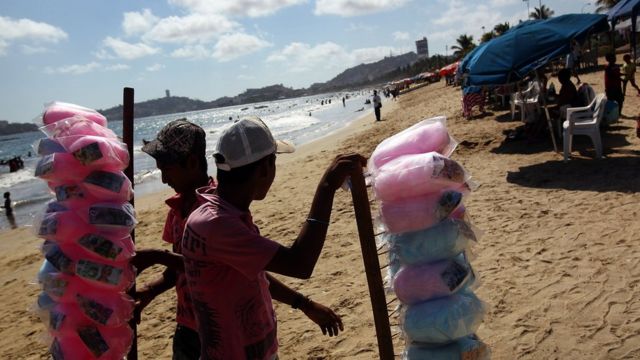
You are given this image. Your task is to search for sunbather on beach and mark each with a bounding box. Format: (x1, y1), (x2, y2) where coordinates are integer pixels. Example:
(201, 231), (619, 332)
(181, 116), (364, 359)
(133, 119), (345, 360)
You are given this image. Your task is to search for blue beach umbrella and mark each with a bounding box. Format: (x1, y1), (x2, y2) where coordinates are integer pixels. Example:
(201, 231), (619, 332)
(460, 14), (609, 86)
(608, 0), (640, 61)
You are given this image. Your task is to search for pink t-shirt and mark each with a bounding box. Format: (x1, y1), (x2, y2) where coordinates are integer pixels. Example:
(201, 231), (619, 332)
(182, 185), (280, 360)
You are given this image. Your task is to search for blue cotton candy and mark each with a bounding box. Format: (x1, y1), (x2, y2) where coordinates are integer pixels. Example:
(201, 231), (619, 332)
(404, 336), (489, 360)
(402, 291), (485, 343)
(385, 219), (476, 265)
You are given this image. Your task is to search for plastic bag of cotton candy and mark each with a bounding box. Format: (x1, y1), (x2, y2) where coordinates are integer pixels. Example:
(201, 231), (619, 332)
(32, 102), (136, 360)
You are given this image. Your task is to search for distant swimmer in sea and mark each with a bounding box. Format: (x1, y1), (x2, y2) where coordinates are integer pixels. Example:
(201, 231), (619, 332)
(356, 107), (365, 112)
(3, 192), (16, 229)
(342, 97), (346, 107)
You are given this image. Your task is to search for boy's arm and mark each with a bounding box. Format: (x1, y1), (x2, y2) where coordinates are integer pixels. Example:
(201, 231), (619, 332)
(134, 267), (178, 324)
(266, 153), (366, 279)
(267, 273), (343, 337)
(131, 248), (184, 275)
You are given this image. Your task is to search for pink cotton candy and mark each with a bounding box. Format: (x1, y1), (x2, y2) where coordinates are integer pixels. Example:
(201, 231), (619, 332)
(380, 190), (464, 233)
(373, 152), (469, 202)
(43, 102), (108, 127)
(50, 171), (133, 206)
(369, 116), (453, 171)
(55, 136), (129, 171)
(35, 153), (91, 182)
(39, 255), (135, 294)
(47, 291), (134, 328)
(393, 258), (472, 305)
(41, 115), (117, 139)
(50, 323), (133, 360)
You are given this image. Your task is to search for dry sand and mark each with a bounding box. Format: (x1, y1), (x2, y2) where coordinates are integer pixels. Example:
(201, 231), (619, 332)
(2, 65), (640, 359)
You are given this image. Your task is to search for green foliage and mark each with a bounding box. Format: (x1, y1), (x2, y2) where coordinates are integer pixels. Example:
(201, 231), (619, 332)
(481, 32), (496, 43)
(530, 5), (555, 19)
(493, 22), (511, 36)
(451, 34), (477, 58)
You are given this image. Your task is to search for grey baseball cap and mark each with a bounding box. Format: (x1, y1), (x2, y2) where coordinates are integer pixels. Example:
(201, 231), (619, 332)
(214, 116), (294, 171)
(142, 118), (206, 162)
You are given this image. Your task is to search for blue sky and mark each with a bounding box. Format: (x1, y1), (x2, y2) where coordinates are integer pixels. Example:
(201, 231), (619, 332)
(1, 0), (594, 122)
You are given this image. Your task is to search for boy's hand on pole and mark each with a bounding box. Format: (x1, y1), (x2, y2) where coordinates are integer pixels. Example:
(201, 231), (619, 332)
(320, 153), (367, 192)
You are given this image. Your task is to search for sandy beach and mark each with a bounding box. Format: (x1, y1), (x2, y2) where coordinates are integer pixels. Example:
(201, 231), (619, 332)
(2, 64), (640, 359)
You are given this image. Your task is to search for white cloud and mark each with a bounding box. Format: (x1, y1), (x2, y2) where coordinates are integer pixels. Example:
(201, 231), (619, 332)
(346, 22), (377, 32)
(393, 31), (410, 41)
(101, 37), (160, 60)
(146, 63), (165, 72)
(431, 0), (502, 41)
(45, 62), (101, 75)
(314, 0), (410, 16)
(143, 14), (239, 44)
(105, 64), (130, 71)
(267, 41), (406, 72)
(0, 16), (67, 56)
(20, 44), (49, 54)
(169, 0), (306, 17)
(490, 0), (519, 6)
(237, 74), (255, 80)
(213, 33), (272, 62)
(123, 9), (159, 36)
(171, 45), (211, 59)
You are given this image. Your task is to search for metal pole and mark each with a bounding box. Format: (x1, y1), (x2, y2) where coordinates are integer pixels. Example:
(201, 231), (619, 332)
(123, 87), (138, 360)
(350, 170), (395, 360)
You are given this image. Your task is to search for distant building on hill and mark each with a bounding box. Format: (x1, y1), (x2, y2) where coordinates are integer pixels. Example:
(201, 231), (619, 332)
(416, 37), (429, 58)
(165, 89), (171, 98)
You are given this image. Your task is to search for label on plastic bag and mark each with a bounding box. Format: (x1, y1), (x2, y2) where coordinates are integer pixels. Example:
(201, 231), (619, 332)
(55, 184), (86, 201)
(431, 154), (465, 182)
(73, 142), (103, 165)
(35, 155), (54, 177)
(436, 191), (462, 219)
(76, 259), (123, 285)
(49, 310), (66, 331)
(89, 206), (134, 227)
(440, 259), (470, 291)
(45, 247), (74, 274)
(50, 338), (63, 360)
(78, 234), (123, 260)
(76, 294), (114, 325)
(38, 216), (57, 236)
(84, 171), (124, 193)
(77, 326), (109, 357)
(42, 277), (68, 298)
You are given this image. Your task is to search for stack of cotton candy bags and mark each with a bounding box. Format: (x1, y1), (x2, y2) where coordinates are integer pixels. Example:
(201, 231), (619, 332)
(369, 116), (489, 360)
(32, 102), (136, 360)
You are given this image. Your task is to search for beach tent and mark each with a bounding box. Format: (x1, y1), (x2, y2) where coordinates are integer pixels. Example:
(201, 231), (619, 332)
(459, 14), (609, 153)
(439, 61), (460, 77)
(608, 0), (640, 61)
(460, 14), (609, 86)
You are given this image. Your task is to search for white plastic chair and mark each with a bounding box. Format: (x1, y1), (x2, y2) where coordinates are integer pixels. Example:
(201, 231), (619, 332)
(563, 94), (606, 161)
(510, 81), (541, 122)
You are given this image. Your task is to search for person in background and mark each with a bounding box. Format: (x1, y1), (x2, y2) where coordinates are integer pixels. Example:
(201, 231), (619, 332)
(566, 39), (582, 84)
(372, 90), (382, 121)
(133, 119), (343, 360)
(182, 116), (364, 359)
(3, 192), (16, 229)
(605, 53), (624, 116)
(622, 54), (640, 97)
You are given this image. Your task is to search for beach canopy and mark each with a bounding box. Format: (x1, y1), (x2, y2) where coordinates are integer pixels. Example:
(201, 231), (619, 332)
(439, 61), (460, 77)
(608, 0), (640, 60)
(460, 14), (609, 86)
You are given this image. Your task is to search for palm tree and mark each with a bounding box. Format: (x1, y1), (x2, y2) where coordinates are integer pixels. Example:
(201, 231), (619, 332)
(595, 0), (621, 13)
(481, 31), (496, 43)
(530, 5), (555, 19)
(451, 34), (476, 58)
(493, 22), (511, 36)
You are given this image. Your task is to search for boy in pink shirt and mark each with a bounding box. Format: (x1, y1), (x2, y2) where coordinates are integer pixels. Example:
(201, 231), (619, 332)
(183, 116), (365, 359)
(134, 119), (344, 360)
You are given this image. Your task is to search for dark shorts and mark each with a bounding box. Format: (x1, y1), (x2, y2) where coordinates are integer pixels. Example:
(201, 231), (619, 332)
(173, 325), (201, 360)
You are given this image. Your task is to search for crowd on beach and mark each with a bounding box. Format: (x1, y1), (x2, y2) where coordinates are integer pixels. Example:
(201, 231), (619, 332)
(0, 155), (25, 173)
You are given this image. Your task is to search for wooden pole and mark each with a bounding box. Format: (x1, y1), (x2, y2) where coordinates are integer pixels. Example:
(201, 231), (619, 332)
(123, 87), (138, 360)
(535, 72), (558, 152)
(349, 170), (395, 360)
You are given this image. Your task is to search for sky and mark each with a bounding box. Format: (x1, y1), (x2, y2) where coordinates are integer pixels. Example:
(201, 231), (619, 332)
(1, 0), (596, 123)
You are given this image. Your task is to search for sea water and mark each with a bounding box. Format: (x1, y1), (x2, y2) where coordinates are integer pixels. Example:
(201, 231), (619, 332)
(0, 90), (381, 229)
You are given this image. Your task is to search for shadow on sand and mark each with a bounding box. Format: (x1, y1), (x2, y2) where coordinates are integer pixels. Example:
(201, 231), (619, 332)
(507, 155), (640, 193)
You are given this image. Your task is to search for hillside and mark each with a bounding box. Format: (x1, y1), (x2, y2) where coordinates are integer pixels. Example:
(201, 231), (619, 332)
(98, 52), (420, 120)
(0, 120), (38, 136)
